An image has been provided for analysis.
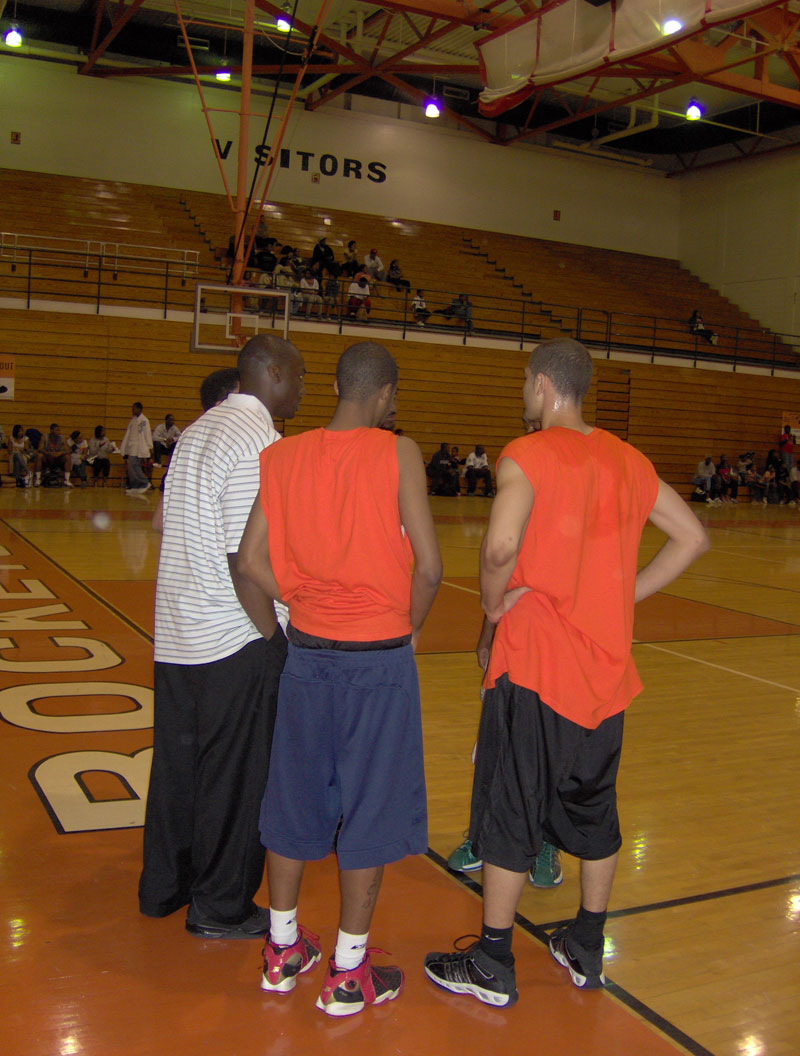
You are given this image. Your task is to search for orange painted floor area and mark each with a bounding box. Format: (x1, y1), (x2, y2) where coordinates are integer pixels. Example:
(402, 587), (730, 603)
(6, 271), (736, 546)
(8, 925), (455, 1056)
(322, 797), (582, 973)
(1, 521), (690, 1056)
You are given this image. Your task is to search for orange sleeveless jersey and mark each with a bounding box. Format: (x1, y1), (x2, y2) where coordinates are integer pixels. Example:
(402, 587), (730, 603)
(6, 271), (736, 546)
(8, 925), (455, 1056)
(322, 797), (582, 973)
(485, 427), (659, 729)
(258, 427), (413, 641)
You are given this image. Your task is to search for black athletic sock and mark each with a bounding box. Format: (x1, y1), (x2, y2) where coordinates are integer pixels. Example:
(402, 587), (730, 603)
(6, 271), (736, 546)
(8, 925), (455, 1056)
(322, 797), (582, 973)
(479, 923), (515, 968)
(569, 906), (607, 951)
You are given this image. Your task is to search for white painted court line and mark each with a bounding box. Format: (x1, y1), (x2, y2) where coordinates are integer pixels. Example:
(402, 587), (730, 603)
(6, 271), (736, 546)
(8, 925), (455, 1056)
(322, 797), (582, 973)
(638, 642), (800, 694)
(442, 580), (480, 595)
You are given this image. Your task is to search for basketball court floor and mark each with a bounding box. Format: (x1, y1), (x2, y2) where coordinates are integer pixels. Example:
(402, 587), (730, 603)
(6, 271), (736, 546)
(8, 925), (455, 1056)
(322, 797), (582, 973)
(1, 484), (798, 1056)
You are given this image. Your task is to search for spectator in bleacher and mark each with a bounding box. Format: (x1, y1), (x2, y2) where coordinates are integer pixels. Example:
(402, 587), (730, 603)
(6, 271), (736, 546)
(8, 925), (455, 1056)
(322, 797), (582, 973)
(736, 453), (751, 484)
(341, 239), (360, 278)
(273, 260), (300, 314)
(465, 444), (494, 497)
(363, 248), (386, 284)
(436, 293), (474, 332)
(87, 425), (116, 486)
(347, 275), (371, 320)
(322, 265), (341, 319)
(427, 443), (460, 496)
(68, 430), (88, 486)
(25, 426), (43, 454)
(153, 414), (181, 467)
(765, 448), (782, 472)
(256, 239), (278, 275)
(311, 236), (335, 272)
(120, 402), (153, 495)
(745, 465), (765, 503)
(299, 270), (323, 317)
(9, 424), (38, 487)
(688, 310), (718, 346)
(255, 213), (269, 241)
(778, 424), (795, 469)
(412, 289), (430, 326)
(790, 464), (800, 504)
(716, 457), (737, 503)
(693, 455), (716, 497)
(387, 260), (411, 291)
(41, 423), (71, 487)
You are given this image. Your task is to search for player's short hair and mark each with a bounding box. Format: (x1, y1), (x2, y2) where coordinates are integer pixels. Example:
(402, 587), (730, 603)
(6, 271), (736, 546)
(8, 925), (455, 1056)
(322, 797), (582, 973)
(132, 402), (143, 412)
(200, 367), (239, 411)
(336, 342), (398, 402)
(237, 335), (298, 378)
(527, 338), (593, 402)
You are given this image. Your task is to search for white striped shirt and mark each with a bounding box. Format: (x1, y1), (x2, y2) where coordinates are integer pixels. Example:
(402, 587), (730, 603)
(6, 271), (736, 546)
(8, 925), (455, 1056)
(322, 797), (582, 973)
(154, 392), (285, 665)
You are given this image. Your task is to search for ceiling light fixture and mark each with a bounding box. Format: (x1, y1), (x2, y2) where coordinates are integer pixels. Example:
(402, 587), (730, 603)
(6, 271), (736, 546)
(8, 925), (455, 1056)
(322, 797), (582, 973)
(686, 97), (703, 120)
(4, 24), (22, 47)
(662, 18), (683, 34)
(425, 100), (441, 118)
(216, 70), (231, 81)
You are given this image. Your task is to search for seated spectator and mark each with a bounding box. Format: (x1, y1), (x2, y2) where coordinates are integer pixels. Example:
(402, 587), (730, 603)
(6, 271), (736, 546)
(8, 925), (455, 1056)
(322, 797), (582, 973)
(436, 293), (474, 332)
(412, 289), (430, 326)
(464, 444), (493, 497)
(256, 239), (278, 274)
(736, 453), (752, 484)
(322, 265), (341, 319)
(790, 464), (799, 505)
(745, 465), (766, 503)
(347, 275), (371, 319)
(386, 259), (410, 290)
(87, 425), (117, 487)
(693, 455), (716, 496)
(41, 422), (71, 487)
(363, 248), (385, 284)
(426, 443), (460, 496)
(299, 270), (323, 317)
(273, 260), (300, 313)
(761, 465), (778, 504)
(765, 448), (781, 471)
(153, 414), (181, 466)
(716, 456), (738, 503)
(775, 461), (792, 504)
(312, 236), (335, 272)
(8, 423), (38, 487)
(68, 430), (89, 486)
(688, 310), (718, 345)
(341, 239), (360, 278)
(25, 426), (42, 454)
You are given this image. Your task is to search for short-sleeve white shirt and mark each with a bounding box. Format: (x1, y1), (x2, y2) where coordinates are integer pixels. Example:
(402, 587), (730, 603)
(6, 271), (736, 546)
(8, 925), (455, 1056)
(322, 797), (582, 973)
(154, 392), (284, 665)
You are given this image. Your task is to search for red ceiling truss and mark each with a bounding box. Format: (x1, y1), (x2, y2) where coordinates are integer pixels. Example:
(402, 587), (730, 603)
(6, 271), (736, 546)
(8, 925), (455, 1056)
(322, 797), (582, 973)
(76, 0), (800, 168)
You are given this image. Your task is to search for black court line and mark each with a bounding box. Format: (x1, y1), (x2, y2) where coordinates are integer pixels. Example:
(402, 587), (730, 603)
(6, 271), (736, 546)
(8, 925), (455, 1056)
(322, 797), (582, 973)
(0, 518), (155, 645)
(537, 871), (800, 930)
(426, 848), (715, 1056)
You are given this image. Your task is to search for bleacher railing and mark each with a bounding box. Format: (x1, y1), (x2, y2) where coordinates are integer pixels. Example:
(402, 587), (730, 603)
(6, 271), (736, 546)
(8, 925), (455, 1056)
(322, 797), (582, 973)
(0, 233), (200, 280)
(1, 243), (798, 373)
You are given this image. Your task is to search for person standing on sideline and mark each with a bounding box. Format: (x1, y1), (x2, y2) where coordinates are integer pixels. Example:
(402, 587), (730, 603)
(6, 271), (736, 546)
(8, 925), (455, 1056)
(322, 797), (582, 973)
(778, 424), (795, 470)
(120, 402), (153, 494)
(425, 337), (709, 1008)
(138, 335), (306, 940)
(237, 341), (442, 1016)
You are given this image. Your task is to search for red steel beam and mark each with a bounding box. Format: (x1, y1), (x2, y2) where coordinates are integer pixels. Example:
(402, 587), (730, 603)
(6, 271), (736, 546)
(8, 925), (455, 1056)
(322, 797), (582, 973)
(79, 0), (147, 75)
(89, 0), (106, 55)
(92, 61), (480, 78)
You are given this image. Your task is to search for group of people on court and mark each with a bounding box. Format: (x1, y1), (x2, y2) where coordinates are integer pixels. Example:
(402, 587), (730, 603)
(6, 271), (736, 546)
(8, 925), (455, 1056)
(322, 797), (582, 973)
(693, 439), (799, 506)
(139, 333), (709, 1016)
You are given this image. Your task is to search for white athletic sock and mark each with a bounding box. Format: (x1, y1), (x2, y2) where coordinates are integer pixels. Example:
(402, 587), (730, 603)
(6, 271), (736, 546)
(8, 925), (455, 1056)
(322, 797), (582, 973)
(269, 907), (298, 948)
(334, 929), (368, 971)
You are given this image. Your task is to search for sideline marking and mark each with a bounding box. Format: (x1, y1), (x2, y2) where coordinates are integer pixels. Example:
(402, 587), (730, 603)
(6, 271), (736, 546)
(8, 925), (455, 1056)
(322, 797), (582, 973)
(427, 848), (712, 1056)
(442, 580), (480, 596)
(639, 642), (800, 693)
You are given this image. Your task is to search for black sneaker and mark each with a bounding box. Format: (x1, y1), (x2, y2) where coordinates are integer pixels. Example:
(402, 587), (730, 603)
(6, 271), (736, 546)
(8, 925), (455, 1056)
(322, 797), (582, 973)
(548, 924), (605, 989)
(424, 941), (518, 1007)
(185, 903), (270, 940)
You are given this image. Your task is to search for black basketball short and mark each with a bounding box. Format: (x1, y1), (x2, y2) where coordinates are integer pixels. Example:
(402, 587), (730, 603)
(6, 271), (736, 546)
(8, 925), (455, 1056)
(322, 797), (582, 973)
(469, 674), (625, 871)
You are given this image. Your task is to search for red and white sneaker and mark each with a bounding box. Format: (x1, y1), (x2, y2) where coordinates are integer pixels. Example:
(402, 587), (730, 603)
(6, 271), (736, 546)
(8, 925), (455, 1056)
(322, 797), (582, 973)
(315, 949), (403, 1017)
(260, 925), (322, 994)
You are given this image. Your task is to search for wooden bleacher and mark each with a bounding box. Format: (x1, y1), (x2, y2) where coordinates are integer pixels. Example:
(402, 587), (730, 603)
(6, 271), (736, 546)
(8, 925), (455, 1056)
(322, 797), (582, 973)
(1, 168), (794, 361)
(2, 307), (800, 499)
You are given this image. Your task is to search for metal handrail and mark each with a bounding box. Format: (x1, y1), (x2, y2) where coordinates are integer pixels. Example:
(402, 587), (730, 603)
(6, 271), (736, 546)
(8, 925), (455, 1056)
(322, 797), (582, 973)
(1, 246), (799, 372)
(0, 232), (200, 279)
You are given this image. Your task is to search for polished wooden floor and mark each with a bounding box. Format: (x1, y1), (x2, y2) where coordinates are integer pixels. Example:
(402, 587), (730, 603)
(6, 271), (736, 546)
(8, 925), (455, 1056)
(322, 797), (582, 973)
(1, 484), (798, 1056)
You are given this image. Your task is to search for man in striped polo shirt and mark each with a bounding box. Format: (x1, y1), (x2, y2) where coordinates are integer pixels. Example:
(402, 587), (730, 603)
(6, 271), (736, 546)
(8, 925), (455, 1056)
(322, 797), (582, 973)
(139, 334), (306, 940)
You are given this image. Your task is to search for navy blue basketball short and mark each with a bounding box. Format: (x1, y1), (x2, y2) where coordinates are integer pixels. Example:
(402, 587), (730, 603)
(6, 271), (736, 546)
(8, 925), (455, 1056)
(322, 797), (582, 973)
(470, 674), (625, 871)
(260, 642), (428, 870)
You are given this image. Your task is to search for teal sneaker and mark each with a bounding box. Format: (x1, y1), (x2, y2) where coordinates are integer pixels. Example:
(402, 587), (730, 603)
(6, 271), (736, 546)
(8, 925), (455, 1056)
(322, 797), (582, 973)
(447, 837), (483, 873)
(529, 842), (563, 887)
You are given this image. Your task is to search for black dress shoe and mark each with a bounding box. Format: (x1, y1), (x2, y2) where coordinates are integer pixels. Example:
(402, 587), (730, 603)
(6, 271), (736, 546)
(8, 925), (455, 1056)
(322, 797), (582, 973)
(185, 904), (270, 940)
